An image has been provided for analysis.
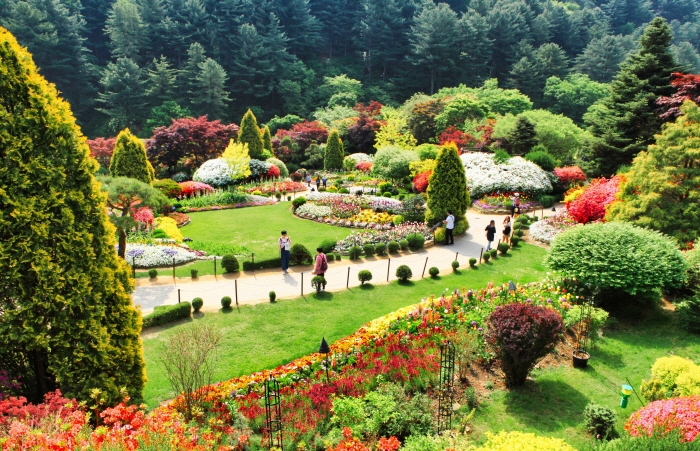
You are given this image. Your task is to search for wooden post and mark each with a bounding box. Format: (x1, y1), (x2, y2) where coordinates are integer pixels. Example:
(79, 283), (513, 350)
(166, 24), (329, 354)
(252, 253), (255, 271)
(301, 273), (304, 297)
(422, 257), (428, 278)
(132, 257), (136, 278)
(235, 280), (238, 306)
(172, 258), (175, 280)
(178, 289), (181, 304)
(455, 252), (459, 261)
(214, 256), (217, 277)
(387, 258), (391, 282)
(479, 248), (484, 264)
(346, 267), (350, 288)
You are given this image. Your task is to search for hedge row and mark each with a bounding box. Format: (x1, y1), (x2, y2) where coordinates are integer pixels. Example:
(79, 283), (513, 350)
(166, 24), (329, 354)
(142, 302), (192, 328)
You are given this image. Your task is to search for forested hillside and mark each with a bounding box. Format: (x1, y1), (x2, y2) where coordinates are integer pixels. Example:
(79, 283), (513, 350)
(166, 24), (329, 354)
(1, 0), (699, 137)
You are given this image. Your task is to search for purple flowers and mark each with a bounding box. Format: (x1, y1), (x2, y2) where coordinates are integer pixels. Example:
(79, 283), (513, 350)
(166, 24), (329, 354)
(163, 248), (178, 257)
(126, 249), (145, 259)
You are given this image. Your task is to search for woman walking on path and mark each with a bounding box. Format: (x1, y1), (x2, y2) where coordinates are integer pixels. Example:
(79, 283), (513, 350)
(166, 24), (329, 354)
(502, 216), (512, 244)
(279, 231), (292, 274)
(485, 220), (497, 251)
(312, 247), (328, 279)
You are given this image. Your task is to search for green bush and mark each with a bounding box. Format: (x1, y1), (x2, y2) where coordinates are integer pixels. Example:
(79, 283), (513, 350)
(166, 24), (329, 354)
(221, 296), (232, 309)
(451, 260), (460, 271)
(396, 265), (412, 282)
(374, 242), (386, 256)
(489, 249), (498, 259)
(334, 252), (341, 261)
(454, 218), (469, 235)
(190, 269), (198, 278)
(152, 229), (168, 239)
(493, 148), (511, 164)
(538, 194), (556, 208)
(429, 267), (439, 277)
(383, 192), (392, 197)
(363, 243), (375, 257)
(269, 291), (276, 302)
(434, 226), (446, 244)
(148, 268), (158, 278)
(498, 242), (510, 254)
(685, 248), (700, 292)
(677, 295), (700, 334)
(221, 255), (239, 273)
(191, 297), (203, 312)
(327, 253), (335, 262)
(515, 229), (524, 237)
(399, 239), (409, 251)
(483, 252), (491, 262)
(469, 257), (477, 267)
(311, 275), (327, 293)
(242, 256), (281, 271)
(544, 222), (688, 300)
(511, 236), (522, 247)
(388, 241), (400, 253)
(290, 244), (313, 265)
(292, 196), (306, 210)
(524, 150), (557, 171)
(319, 238), (337, 254)
(339, 188), (350, 194)
(393, 215), (404, 225)
(406, 233), (425, 250)
(142, 302), (191, 328)
(583, 402), (617, 440)
(358, 270), (373, 285)
(348, 245), (363, 260)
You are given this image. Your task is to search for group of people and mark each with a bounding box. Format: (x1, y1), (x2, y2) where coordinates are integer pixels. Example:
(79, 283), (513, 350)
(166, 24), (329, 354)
(484, 192), (520, 251)
(278, 230), (328, 279)
(305, 173), (327, 190)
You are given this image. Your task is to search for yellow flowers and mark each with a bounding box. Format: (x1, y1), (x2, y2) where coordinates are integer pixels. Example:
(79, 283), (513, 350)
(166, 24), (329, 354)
(349, 209), (394, 224)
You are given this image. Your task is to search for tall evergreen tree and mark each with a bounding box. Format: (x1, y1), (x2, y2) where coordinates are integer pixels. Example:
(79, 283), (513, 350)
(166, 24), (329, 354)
(356, 0), (406, 83)
(146, 55), (177, 105)
(270, 0), (320, 58)
(97, 57), (148, 133)
(507, 116), (539, 154)
(109, 128), (156, 184)
(262, 126), (273, 154)
(425, 143), (470, 225)
(238, 109), (264, 159)
(105, 0), (148, 63)
(573, 35), (634, 83)
(324, 129), (344, 170)
(584, 17), (679, 175)
(0, 27), (145, 405)
(229, 23), (278, 103)
(485, 0), (533, 78)
(607, 100), (700, 246)
(672, 41), (700, 72)
(179, 42), (207, 110)
(137, 0), (170, 62)
(458, 10), (492, 86)
(194, 58), (231, 119)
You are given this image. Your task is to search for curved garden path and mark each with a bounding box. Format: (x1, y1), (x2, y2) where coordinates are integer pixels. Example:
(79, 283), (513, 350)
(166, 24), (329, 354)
(132, 204), (563, 314)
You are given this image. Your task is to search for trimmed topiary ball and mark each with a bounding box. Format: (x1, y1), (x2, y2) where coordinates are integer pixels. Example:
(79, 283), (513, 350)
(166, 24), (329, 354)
(469, 257), (477, 267)
(221, 254), (239, 273)
(396, 265), (413, 282)
(388, 241), (400, 253)
(319, 238), (337, 254)
(358, 270), (373, 285)
(399, 239), (409, 251)
(148, 268), (158, 278)
(511, 236), (521, 247)
(221, 296), (232, 309)
(290, 244), (313, 265)
(406, 233), (425, 250)
(192, 297), (203, 312)
(363, 243), (375, 257)
(498, 242), (510, 254)
(348, 245), (363, 260)
(489, 249), (498, 259)
(429, 266), (439, 277)
(374, 242), (386, 256)
(452, 260), (460, 271)
(483, 252), (491, 262)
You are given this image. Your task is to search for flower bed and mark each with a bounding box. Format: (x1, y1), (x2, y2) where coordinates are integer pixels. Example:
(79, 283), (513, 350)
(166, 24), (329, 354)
(334, 222), (431, 251)
(528, 210), (578, 244)
(625, 396), (700, 442)
(461, 152), (553, 198)
(125, 244), (201, 268)
(176, 193), (275, 213)
(295, 193), (405, 230)
(245, 181), (306, 194)
(472, 192), (541, 213)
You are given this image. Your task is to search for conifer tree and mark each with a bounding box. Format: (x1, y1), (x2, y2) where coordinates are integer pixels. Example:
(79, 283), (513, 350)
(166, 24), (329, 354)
(238, 109), (264, 159)
(425, 143), (470, 225)
(324, 129), (344, 171)
(262, 126), (273, 155)
(109, 128), (155, 184)
(584, 17), (679, 176)
(508, 116), (539, 154)
(0, 27), (145, 404)
(607, 100), (700, 246)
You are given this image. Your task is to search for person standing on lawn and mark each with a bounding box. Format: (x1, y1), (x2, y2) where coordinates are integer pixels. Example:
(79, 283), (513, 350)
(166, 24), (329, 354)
(279, 230), (292, 274)
(312, 247), (328, 279)
(485, 220), (497, 251)
(443, 210), (455, 245)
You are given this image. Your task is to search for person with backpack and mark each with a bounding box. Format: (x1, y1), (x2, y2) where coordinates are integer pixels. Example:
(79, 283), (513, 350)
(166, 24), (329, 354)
(313, 247), (328, 280)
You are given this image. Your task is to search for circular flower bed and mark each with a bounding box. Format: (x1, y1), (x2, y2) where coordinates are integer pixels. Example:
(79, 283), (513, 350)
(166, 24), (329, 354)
(461, 152), (553, 198)
(472, 192), (541, 213)
(295, 193), (404, 230)
(125, 244), (201, 268)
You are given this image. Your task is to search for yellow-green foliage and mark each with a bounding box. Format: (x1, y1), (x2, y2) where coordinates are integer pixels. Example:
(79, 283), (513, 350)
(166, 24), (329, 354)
(0, 27), (145, 404)
(640, 378), (667, 402)
(109, 128), (155, 185)
(409, 158), (436, 177)
(222, 140), (251, 180)
(375, 106), (417, 150)
(651, 356), (697, 393)
(470, 431), (578, 451)
(155, 216), (184, 243)
(675, 366), (700, 396)
(238, 109), (264, 159)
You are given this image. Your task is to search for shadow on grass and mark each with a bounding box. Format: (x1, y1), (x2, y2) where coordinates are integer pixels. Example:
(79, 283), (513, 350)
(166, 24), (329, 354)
(312, 291), (335, 301)
(503, 378), (590, 432)
(398, 280), (416, 287)
(359, 284), (376, 291)
(592, 346), (626, 369)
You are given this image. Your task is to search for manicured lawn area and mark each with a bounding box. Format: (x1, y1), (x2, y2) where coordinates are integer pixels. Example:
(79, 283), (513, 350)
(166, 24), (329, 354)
(469, 310), (700, 451)
(142, 244), (548, 407)
(136, 203), (353, 278)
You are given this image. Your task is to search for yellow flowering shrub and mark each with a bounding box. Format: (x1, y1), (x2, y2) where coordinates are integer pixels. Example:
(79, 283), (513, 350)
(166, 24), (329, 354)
(563, 186), (584, 203)
(154, 217), (184, 243)
(674, 366), (700, 396)
(472, 431), (578, 451)
(651, 356), (697, 394)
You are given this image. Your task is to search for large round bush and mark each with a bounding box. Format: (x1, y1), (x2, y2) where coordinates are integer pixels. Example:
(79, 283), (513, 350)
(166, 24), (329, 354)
(485, 303), (563, 387)
(461, 153), (552, 198)
(290, 244), (313, 265)
(192, 158), (233, 187)
(545, 222), (688, 299)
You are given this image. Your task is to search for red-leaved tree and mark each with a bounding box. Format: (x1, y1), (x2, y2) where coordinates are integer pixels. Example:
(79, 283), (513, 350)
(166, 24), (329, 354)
(553, 166), (587, 188)
(412, 170), (431, 193)
(348, 115), (383, 154)
(438, 126), (476, 150)
(87, 137), (117, 168)
(267, 164), (280, 179)
(486, 303), (563, 387)
(657, 72), (700, 121)
(146, 116), (238, 171)
(567, 176), (622, 224)
(276, 120), (328, 152)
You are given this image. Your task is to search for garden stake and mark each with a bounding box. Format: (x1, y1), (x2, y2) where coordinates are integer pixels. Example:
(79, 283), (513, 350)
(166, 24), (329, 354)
(625, 376), (646, 407)
(213, 256), (216, 277)
(422, 257), (428, 278)
(455, 252), (459, 262)
(479, 248), (483, 264)
(301, 273), (304, 297)
(132, 257), (136, 278)
(387, 258), (391, 282)
(177, 289), (180, 304)
(235, 280), (238, 306)
(172, 258), (175, 280)
(346, 267), (350, 288)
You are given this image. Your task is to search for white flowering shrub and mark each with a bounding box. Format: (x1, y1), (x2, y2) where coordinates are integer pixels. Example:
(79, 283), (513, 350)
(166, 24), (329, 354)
(125, 244), (197, 268)
(346, 153), (374, 163)
(295, 203), (333, 218)
(528, 210), (578, 244)
(192, 158), (233, 187)
(461, 152), (553, 198)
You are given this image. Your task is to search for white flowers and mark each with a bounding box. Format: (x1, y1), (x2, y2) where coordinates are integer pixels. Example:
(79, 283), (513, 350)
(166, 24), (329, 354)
(192, 158), (233, 187)
(295, 203), (333, 218)
(528, 211), (578, 244)
(345, 153), (374, 164)
(125, 244), (197, 268)
(461, 152), (552, 198)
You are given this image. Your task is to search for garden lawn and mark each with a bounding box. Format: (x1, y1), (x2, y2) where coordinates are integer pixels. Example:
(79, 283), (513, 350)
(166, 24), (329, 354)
(468, 310), (700, 451)
(137, 203), (353, 278)
(142, 244), (547, 407)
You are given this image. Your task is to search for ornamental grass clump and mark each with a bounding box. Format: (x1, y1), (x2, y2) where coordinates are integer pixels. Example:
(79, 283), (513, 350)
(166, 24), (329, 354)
(485, 303), (563, 387)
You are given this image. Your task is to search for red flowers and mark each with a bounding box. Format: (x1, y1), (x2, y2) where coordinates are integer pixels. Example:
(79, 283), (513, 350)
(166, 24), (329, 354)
(566, 176), (623, 224)
(412, 171), (431, 193)
(356, 161), (373, 173)
(553, 166), (586, 187)
(625, 396), (700, 442)
(179, 181), (215, 197)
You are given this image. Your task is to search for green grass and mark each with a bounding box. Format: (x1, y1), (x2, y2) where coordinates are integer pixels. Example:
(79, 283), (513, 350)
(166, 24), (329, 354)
(141, 244), (548, 407)
(468, 311), (700, 451)
(136, 203), (353, 278)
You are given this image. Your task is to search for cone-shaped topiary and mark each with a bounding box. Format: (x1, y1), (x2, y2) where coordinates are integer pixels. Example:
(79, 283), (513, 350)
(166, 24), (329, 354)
(324, 129), (345, 171)
(238, 109), (264, 159)
(0, 27), (145, 405)
(262, 125), (273, 155)
(425, 142), (470, 225)
(109, 128), (155, 185)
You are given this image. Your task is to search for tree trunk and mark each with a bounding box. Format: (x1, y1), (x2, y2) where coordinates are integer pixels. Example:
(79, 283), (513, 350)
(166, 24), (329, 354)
(118, 228), (127, 259)
(34, 350), (48, 397)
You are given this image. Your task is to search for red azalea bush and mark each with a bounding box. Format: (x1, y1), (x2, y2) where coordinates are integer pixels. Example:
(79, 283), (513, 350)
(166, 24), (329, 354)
(566, 176), (623, 224)
(178, 181), (214, 197)
(87, 137), (117, 168)
(356, 161), (373, 173)
(554, 166), (586, 187)
(625, 396), (700, 442)
(412, 171), (431, 193)
(485, 303), (563, 387)
(438, 126), (475, 150)
(267, 164), (281, 178)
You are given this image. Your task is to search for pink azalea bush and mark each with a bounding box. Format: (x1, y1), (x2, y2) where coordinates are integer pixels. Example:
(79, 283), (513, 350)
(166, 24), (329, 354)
(356, 161), (373, 172)
(132, 207), (154, 226)
(625, 396), (700, 442)
(554, 166), (586, 187)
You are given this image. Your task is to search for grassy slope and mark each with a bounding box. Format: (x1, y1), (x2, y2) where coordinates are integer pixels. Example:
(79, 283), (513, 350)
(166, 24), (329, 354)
(142, 244), (548, 407)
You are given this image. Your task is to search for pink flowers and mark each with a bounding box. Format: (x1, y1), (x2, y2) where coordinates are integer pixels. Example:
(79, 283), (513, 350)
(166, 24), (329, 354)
(625, 396), (700, 442)
(566, 176), (623, 224)
(179, 181), (214, 197)
(132, 207), (154, 226)
(356, 161), (373, 172)
(554, 166), (586, 187)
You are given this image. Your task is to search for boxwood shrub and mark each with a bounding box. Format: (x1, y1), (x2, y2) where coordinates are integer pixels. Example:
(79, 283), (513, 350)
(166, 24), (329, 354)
(142, 302), (191, 328)
(396, 265), (412, 282)
(388, 241), (400, 253)
(429, 266), (439, 277)
(191, 297), (203, 312)
(290, 244), (313, 265)
(363, 243), (375, 257)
